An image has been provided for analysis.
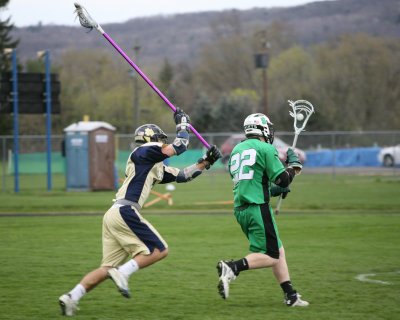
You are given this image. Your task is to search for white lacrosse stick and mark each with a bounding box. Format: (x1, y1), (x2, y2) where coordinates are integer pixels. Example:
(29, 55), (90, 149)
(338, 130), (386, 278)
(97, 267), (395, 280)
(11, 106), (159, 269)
(275, 99), (315, 214)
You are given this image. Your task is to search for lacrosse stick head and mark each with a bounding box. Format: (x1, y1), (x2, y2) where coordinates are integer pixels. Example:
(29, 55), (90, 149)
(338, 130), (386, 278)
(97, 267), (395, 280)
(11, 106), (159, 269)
(74, 3), (102, 33)
(288, 100), (314, 134)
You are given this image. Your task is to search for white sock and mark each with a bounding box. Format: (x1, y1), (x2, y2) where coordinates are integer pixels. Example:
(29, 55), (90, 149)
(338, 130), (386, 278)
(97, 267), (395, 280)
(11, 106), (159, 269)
(118, 259), (139, 277)
(69, 284), (86, 302)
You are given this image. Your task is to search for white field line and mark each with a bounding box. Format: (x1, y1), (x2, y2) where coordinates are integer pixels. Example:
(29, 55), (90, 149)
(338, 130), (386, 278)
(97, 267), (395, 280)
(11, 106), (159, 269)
(355, 271), (400, 285)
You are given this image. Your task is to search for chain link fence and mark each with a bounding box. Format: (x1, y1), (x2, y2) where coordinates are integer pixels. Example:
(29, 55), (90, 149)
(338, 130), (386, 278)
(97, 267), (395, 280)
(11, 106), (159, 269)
(1, 131), (399, 192)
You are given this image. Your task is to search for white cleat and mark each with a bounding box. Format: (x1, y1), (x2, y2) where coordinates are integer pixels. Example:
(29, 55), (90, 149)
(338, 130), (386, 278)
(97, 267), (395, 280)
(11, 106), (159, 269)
(59, 294), (79, 316)
(285, 293), (309, 307)
(216, 260), (236, 299)
(108, 268), (131, 298)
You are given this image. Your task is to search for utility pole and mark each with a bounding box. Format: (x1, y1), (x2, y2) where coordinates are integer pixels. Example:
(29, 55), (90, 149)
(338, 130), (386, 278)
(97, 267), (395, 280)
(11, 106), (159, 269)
(254, 31), (270, 116)
(133, 41), (141, 131)
(262, 61), (268, 116)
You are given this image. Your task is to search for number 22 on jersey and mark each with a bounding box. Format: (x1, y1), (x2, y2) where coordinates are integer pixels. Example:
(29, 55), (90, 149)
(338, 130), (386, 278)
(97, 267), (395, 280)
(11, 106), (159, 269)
(229, 149), (257, 183)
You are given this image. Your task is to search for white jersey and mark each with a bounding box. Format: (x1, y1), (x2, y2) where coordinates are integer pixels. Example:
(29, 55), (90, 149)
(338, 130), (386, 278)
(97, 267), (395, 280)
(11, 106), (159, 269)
(115, 142), (180, 208)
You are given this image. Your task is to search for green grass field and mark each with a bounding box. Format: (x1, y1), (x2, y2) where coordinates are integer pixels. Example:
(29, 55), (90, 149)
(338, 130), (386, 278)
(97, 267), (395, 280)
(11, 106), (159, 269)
(0, 171), (399, 319)
(0, 171), (400, 213)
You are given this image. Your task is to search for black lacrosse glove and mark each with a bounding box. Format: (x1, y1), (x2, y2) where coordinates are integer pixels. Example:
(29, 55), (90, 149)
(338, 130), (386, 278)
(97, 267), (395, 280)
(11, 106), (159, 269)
(174, 107), (191, 132)
(197, 145), (222, 170)
(270, 184), (290, 199)
(286, 148), (303, 172)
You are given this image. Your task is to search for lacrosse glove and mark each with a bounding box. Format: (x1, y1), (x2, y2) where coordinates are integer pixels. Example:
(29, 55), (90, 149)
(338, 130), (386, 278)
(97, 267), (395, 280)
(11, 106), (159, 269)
(286, 148), (303, 172)
(174, 107), (191, 132)
(197, 145), (222, 170)
(270, 184), (290, 199)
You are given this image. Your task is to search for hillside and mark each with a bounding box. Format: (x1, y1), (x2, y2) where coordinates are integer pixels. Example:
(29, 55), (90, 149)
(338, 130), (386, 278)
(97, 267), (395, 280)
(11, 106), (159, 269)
(10, 0), (400, 66)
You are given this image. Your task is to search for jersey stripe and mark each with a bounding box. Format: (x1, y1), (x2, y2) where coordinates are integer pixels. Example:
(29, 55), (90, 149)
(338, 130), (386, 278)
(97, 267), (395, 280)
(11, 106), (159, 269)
(260, 203), (279, 259)
(119, 206), (166, 252)
(124, 162), (153, 202)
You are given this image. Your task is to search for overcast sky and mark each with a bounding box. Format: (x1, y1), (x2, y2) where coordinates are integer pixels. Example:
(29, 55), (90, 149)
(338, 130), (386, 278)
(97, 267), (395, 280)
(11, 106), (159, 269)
(3, 0), (334, 27)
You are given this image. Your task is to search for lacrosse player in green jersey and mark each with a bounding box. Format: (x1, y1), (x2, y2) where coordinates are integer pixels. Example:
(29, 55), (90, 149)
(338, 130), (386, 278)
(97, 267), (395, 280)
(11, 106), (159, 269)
(216, 113), (309, 307)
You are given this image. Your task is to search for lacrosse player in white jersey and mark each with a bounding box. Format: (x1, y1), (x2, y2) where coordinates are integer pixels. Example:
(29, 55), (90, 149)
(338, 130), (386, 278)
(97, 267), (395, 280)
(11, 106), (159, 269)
(59, 108), (222, 316)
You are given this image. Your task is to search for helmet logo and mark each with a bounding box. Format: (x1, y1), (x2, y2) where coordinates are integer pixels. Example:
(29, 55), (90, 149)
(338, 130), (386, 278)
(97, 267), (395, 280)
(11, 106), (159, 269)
(144, 128), (155, 137)
(261, 117), (267, 124)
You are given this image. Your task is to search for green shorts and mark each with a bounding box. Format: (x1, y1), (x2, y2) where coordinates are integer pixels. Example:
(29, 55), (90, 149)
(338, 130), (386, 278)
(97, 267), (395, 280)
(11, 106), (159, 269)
(234, 203), (282, 259)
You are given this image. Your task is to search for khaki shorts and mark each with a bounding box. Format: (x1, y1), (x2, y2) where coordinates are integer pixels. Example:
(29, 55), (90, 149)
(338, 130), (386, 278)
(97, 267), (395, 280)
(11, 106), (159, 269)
(101, 204), (168, 267)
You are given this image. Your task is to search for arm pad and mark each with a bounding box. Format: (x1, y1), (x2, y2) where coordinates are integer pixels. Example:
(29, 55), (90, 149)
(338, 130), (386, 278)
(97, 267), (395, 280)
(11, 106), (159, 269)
(176, 163), (202, 183)
(270, 184), (290, 197)
(172, 130), (189, 155)
(274, 167), (296, 188)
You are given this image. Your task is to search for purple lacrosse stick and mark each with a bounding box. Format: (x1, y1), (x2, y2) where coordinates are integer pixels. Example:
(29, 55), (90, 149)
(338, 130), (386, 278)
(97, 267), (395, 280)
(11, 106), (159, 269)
(74, 2), (210, 149)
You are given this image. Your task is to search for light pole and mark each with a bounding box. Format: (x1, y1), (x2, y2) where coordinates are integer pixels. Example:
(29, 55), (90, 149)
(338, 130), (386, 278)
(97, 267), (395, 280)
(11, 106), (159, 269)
(38, 50), (52, 191)
(132, 42), (141, 131)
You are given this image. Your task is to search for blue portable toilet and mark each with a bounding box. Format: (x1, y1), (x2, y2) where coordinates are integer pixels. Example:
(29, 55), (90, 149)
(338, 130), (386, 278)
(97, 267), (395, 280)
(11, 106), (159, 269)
(64, 121), (116, 191)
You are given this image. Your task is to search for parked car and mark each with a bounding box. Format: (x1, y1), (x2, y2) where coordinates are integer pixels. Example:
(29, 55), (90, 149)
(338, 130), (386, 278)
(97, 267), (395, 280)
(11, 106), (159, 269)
(220, 134), (307, 166)
(378, 144), (400, 167)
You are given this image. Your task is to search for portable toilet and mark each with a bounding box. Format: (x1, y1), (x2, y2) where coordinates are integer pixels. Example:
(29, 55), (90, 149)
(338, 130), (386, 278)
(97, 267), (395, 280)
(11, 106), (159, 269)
(64, 121), (116, 191)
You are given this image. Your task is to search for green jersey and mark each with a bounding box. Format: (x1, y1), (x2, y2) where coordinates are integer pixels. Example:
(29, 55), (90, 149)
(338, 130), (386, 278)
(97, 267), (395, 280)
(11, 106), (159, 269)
(228, 138), (285, 207)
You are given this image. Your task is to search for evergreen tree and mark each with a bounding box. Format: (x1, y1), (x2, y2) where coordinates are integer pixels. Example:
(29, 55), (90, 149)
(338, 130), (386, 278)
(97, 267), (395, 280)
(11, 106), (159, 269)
(0, 0), (18, 72)
(158, 58), (175, 101)
(0, 0), (18, 135)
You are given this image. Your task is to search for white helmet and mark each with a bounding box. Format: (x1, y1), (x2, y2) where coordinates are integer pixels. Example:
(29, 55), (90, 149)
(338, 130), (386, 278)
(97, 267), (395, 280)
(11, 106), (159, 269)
(243, 113), (274, 144)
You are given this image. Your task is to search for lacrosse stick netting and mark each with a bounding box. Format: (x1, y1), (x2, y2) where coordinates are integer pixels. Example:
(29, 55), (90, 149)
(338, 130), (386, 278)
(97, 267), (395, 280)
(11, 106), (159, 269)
(288, 100), (314, 146)
(275, 99), (315, 214)
(74, 3), (210, 149)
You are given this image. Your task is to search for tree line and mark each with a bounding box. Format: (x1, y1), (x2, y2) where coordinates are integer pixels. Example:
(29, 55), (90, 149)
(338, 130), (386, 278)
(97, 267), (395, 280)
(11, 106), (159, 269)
(1, 7), (399, 136)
